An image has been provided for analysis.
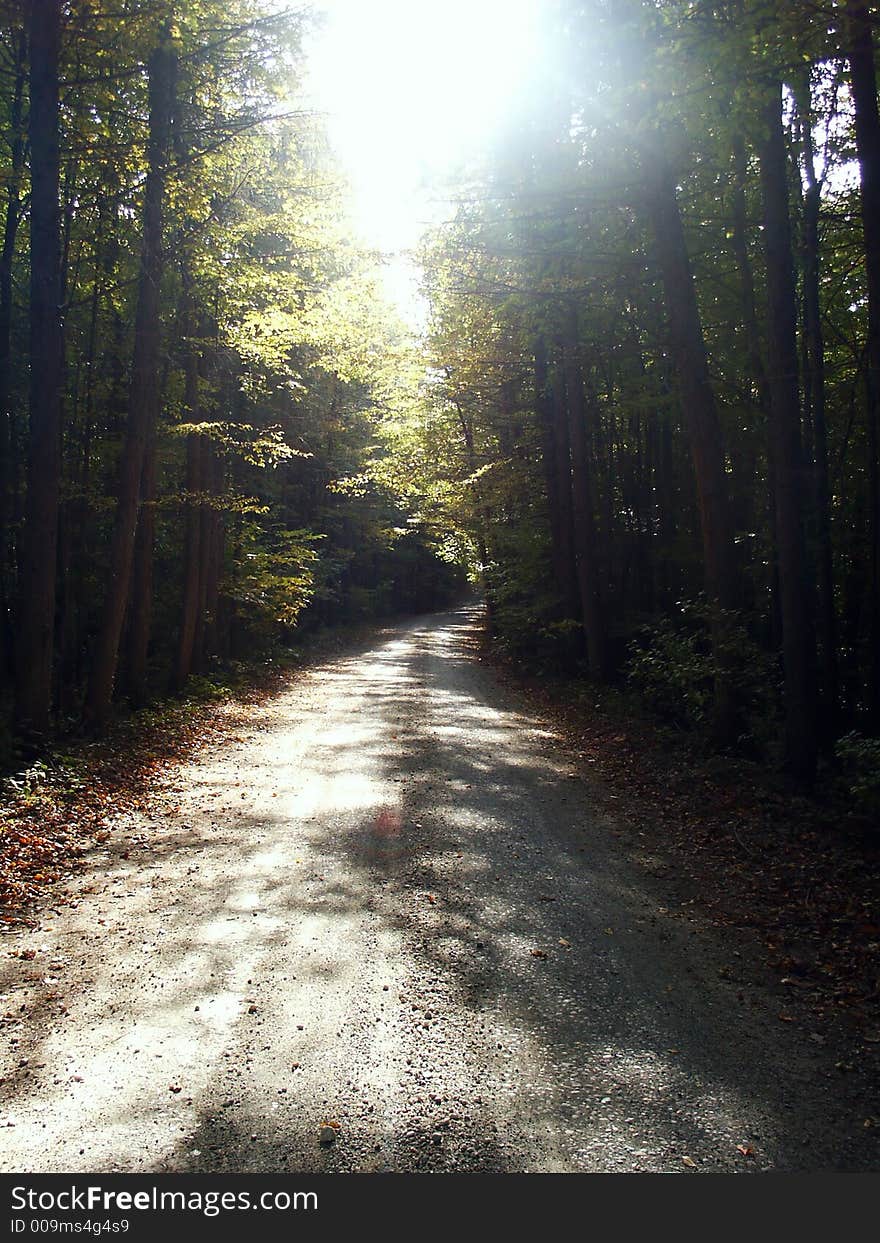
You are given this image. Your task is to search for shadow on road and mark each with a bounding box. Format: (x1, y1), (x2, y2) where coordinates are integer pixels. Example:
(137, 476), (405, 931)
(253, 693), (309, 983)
(2, 608), (877, 1172)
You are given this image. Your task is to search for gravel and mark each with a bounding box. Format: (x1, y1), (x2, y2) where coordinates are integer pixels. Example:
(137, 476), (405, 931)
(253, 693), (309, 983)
(1, 607), (878, 1172)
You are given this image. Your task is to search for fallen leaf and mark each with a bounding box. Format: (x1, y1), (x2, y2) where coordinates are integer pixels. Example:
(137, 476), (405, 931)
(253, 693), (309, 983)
(530, 949), (548, 959)
(682, 1156), (696, 1169)
(736, 1144), (756, 1158)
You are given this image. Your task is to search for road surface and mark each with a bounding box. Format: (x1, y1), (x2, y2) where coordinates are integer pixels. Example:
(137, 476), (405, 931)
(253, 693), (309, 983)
(1, 608), (877, 1171)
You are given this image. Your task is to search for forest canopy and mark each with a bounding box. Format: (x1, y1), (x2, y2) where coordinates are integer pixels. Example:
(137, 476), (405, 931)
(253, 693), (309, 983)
(411, 0), (880, 789)
(0, 0), (465, 755)
(1, 0), (880, 796)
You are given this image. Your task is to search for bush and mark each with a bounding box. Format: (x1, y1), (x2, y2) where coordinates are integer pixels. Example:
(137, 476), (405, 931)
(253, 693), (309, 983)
(834, 731), (880, 814)
(627, 613), (713, 729)
(627, 600), (780, 752)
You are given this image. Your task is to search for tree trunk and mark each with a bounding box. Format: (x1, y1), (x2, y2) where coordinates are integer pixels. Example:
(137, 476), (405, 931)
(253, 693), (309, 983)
(14, 2), (63, 739)
(795, 74), (838, 739)
(641, 138), (738, 741)
(0, 26), (26, 684)
(84, 32), (177, 727)
(125, 424), (157, 704)
(561, 312), (606, 677)
(845, 0), (880, 721)
(198, 445), (224, 667)
(534, 336), (580, 625)
(174, 292), (204, 690)
(453, 395), (496, 626)
(59, 207), (106, 708)
(758, 81), (818, 782)
(729, 132), (770, 615)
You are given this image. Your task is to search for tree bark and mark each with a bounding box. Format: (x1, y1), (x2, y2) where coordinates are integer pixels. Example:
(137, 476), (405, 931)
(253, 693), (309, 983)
(0, 26), (26, 682)
(758, 81), (818, 782)
(534, 335), (580, 625)
(84, 32), (177, 727)
(561, 311), (606, 678)
(14, 2), (63, 739)
(795, 74), (838, 738)
(641, 138), (738, 741)
(845, 0), (880, 721)
(125, 423), (157, 704)
(174, 289), (204, 690)
(198, 444), (225, 667)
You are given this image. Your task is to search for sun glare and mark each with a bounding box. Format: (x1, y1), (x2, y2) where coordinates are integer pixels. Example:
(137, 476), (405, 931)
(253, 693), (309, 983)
(305, 0), (541, 263)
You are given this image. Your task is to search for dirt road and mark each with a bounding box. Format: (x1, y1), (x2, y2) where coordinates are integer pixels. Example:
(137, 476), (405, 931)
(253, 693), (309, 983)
(1, 609), (877, 1172)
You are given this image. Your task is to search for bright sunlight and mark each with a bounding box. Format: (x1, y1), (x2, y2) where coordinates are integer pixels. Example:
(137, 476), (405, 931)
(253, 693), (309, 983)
(304, 0), (542, 309)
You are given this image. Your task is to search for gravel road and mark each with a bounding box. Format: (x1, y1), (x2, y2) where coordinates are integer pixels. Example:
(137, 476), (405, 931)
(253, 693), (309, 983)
(1, 608), (878, 1172)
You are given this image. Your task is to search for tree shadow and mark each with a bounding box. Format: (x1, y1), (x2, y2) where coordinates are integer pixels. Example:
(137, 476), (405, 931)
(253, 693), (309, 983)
(2, 608), (877, 1172)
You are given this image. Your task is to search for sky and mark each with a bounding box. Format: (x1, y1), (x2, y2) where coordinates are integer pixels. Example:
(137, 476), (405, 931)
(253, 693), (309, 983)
(301, 0), (543, 320)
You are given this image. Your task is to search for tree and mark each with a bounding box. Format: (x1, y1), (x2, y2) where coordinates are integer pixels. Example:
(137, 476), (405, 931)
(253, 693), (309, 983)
(844, 0), (880, 722)
(758, 79), (818, 782)
(85, 24), (178, 727)
(14, 0), (63, 739)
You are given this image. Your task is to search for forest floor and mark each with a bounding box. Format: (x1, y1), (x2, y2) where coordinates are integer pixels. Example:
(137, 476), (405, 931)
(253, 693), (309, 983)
(0, 606), (878, 1172)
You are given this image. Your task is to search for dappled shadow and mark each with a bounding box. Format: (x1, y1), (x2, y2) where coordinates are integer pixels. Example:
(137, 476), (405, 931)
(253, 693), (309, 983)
(1, 606), (877, 1171)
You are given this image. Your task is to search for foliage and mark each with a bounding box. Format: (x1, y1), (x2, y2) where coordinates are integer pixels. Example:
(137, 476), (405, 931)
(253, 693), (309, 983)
(834, 732), (880, 815)
(627, 602), (781, 753)
(229, 525), (322, 634)
(0, 0), (463, 738)
(627, 612), (716, 731)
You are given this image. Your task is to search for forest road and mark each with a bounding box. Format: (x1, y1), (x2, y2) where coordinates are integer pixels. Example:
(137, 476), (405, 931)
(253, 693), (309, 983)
(1, 606), (878, 1173)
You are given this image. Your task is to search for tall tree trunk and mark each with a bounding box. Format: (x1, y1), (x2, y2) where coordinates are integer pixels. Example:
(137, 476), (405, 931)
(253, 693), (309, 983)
(0, 26), (26, 683)
(14, 2), (63, 739)
(84, 32), (176, 727)
(729, 132), (771, 615)
(174, 290), (204, 690)
(125, 423), (157, 704)
(197, 445), (224, 668)
(641, 139), (738, 741)
(845, 0), (880, 721)
(730, 135), (771, 418)
(758, 82), (818, 782)
(656, 395), (677, 609)
(59, 205), (107, 708)
(534, 336), (580, 625)
(453, 392), (496, 626)
(561, 312), (606, 677)
(795, 74), (838, 738)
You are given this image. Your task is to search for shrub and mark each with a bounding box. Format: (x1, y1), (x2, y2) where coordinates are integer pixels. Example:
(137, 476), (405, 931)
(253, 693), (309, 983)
(834, 731), (880, 815)
(627, 600), (780, 752)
